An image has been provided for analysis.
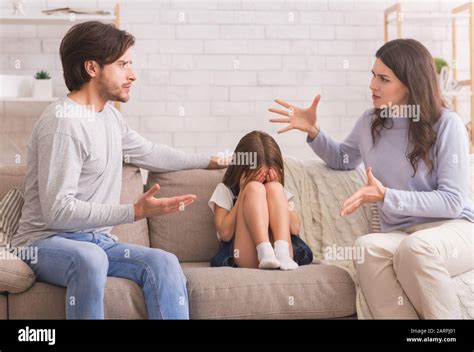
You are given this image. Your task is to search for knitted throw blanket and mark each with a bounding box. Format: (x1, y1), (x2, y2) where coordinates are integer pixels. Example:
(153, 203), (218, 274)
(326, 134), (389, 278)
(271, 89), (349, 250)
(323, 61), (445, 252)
(283, 156), (474, 319)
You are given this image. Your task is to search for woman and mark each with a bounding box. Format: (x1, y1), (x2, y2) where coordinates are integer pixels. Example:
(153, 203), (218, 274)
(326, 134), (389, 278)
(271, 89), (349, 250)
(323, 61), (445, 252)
(269, 38), (474, 319)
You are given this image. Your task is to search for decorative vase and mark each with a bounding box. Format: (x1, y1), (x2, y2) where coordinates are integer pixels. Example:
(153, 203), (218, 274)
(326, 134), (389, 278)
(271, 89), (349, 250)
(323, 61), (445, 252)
(33, 79), (52, 98)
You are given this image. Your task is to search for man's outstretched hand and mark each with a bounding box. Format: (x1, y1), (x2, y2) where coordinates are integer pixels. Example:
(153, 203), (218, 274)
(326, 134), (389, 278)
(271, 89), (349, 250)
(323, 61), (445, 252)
(133, 183), (197, 221)
(207, 155), (231, 169)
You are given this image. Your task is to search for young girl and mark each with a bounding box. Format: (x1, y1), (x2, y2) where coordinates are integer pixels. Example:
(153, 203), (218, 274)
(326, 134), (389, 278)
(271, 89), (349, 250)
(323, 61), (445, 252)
(208, 130), (313, 270)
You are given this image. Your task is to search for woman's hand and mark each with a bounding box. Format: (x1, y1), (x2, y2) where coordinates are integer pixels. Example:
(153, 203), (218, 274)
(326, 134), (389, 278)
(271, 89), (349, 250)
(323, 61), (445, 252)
(340, 167), (386, 217)
(268, 94), (321, 139)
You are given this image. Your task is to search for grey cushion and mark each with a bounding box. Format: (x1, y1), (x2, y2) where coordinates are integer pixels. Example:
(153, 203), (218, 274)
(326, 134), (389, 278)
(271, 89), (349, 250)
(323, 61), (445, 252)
(182, 262), (356, 319)
(146, 169), (225, 262)
(8, 278), (147, 319)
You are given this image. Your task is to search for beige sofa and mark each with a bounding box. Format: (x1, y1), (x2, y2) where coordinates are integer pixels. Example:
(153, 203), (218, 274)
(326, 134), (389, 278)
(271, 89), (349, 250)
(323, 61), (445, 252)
(0, 162), (367, 319)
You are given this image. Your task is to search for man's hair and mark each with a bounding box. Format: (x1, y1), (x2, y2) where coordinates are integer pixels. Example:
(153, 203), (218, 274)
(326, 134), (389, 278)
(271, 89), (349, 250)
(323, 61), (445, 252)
(60, 21), (135, 91)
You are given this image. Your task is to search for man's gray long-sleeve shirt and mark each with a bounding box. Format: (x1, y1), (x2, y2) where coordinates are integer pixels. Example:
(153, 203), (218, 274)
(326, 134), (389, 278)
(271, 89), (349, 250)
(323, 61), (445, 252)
(13, 96), (210, 248)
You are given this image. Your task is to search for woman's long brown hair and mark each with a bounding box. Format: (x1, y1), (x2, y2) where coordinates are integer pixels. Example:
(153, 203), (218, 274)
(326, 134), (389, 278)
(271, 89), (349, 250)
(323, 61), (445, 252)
(371, 39), (446, 176)
(222, 131), (284, 193)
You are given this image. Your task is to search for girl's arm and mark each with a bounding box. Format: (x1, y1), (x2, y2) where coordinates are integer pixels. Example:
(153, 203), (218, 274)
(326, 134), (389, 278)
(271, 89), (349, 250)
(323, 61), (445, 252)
(213, 196), (242, 242)
(289, 209), (301, 235)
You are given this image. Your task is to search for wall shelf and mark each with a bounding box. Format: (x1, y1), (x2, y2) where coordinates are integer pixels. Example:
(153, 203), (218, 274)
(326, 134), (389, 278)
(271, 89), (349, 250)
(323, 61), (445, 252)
(0, 97), (58, 102)
(0, 14), (116, 25)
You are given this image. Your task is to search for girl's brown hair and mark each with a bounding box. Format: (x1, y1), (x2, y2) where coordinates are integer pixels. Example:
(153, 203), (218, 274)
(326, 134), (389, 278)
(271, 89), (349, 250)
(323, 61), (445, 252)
(223, 131), (284, 192)
(371, 38), (446, 176)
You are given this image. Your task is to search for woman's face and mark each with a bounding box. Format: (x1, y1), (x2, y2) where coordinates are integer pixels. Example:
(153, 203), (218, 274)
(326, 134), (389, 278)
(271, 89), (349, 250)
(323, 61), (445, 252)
(370, 58), (409, 108)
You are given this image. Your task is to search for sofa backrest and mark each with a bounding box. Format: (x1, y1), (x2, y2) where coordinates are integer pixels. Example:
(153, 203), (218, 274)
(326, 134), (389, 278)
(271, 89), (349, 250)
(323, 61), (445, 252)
(0, 165), (26, 200)
(0, 163), (148, 247)
(110, 164), (150, 247)
(146, 168), (225, 262)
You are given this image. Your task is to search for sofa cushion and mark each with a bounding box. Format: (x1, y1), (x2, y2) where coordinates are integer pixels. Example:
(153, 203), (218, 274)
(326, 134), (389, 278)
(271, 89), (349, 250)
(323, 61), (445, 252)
(0, 188), (24, 248)
(8, 278), (147, 319)
(0, 249), (35, 293)
(0, 294), (6, 319)
(182, 262), (356, 319)
(0, 165), (26, 201)
(111, 164), (150, 247)
(146, 169), (225, 262)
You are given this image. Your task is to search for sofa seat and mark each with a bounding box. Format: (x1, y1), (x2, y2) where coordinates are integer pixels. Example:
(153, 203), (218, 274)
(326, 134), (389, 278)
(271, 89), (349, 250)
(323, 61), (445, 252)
(8, 278), (147, 319)
(182, 262), (356, 319)
(0, 294), (7, 319)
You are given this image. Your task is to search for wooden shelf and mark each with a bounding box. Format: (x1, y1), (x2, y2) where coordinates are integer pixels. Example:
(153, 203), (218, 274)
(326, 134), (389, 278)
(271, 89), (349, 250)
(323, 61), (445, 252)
(0, 97), (58, 102)
(386, 13), (470, 23)
(443, 91), (473, 97)
(0, 13), (116, 25)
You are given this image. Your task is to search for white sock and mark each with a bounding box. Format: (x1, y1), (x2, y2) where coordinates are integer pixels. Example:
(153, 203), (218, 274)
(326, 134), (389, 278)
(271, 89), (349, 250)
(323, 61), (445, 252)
(274, 240), (298, 271)
(256, 241), (280, 269)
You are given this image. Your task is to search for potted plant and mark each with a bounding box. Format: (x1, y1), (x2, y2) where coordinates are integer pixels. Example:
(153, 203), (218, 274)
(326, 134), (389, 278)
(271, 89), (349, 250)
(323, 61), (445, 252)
(33, 70), (52, 98)
(434, 57), (449, 75)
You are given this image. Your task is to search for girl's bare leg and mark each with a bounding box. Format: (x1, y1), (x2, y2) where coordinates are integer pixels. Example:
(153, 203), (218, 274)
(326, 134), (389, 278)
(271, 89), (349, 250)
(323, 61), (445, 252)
(234, 181), (279, 269)
(265, 181), (298, 270)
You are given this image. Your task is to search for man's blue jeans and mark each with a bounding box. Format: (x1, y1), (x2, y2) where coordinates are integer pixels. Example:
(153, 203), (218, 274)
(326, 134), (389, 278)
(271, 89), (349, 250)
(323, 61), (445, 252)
(22, 232), (189, 319)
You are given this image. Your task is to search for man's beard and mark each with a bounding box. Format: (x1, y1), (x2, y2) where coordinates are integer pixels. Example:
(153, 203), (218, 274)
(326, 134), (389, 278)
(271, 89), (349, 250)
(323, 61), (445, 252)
(98, 74), (128, 103)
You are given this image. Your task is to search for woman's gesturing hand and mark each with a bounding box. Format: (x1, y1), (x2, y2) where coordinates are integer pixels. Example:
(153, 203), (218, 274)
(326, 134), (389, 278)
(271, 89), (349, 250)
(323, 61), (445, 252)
(340, 167), (386, 217)
(268, 94), (321, 139)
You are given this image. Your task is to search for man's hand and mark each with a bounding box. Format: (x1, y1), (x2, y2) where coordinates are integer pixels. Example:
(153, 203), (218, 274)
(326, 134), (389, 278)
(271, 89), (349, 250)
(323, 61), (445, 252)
(340, 167), (386, 217)
(207, 155), (230, 169)
(133, 183), (197, 221)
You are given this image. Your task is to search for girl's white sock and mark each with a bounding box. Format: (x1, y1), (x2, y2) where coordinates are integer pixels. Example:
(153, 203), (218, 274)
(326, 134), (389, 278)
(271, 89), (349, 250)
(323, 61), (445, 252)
(256, 241), (280, 269)
(274, 240), (299, 271)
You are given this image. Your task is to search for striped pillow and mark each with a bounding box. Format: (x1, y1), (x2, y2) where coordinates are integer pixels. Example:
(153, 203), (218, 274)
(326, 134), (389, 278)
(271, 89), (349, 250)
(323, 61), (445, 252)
(0, 188), (25, 248)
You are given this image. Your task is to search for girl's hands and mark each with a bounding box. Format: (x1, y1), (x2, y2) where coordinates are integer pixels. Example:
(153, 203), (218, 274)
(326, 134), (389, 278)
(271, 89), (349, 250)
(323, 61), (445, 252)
(268, 94), (321, 139)
(265, 168), (281, 183)
(239, 167), (282, 194)
(239, 168), (266, 190)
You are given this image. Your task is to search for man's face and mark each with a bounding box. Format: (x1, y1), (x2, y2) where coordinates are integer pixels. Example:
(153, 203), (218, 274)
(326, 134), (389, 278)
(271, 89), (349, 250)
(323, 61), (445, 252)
(97, 48), (136, 103)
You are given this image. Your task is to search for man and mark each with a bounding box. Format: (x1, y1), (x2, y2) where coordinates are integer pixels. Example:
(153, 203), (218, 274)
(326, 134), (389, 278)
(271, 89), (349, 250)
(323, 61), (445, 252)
(14, 21), (223, 319)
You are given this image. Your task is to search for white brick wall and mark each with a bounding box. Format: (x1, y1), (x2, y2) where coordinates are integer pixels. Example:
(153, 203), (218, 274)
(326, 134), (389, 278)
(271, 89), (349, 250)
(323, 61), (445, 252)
(0, 0), (471, 165)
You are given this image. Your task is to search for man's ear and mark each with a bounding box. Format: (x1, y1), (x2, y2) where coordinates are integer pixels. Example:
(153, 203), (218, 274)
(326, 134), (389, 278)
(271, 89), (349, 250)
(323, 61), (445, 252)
(83, 60), (100, 78)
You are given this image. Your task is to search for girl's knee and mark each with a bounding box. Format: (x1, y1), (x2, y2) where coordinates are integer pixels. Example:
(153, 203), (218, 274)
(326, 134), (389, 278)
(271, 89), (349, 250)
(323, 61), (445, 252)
(243, 181), (266, 194)
(264, 181), (284, 194)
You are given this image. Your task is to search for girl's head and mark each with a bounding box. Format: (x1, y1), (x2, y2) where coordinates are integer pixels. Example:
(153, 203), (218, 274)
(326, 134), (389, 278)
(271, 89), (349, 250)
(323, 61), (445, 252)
(370, 39), (446, 175)
(222, 131), (284, 190)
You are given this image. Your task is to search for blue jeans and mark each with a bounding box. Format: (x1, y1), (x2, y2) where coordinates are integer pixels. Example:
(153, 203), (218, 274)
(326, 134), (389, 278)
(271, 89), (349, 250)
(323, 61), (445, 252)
(22, 232), (189, 319)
